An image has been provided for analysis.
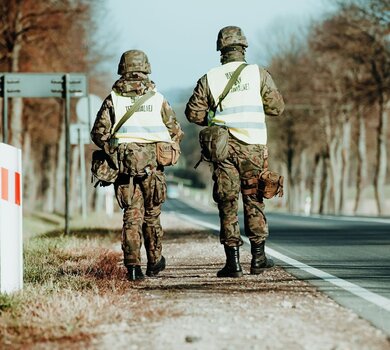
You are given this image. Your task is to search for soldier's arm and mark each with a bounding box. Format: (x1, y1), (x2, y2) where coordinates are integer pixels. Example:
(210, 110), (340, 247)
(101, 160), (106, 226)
(259, 67), (285, 117)
(90, 95), (115, 152)
(161, 99), (184, 143)
(185, 75), (214, 126)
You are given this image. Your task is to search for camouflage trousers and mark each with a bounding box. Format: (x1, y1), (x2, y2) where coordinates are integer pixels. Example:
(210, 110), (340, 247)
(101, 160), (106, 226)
(114, 171), (166, 266)
(212, 137), (269, 247)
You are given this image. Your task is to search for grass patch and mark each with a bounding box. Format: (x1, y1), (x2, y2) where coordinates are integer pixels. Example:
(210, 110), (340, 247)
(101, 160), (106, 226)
(0, 212), (186, 349)
(0, 294), (20, 314)
(0, 229), (163, 348)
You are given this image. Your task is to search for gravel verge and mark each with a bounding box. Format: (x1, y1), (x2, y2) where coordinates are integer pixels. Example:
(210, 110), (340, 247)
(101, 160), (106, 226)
(90, 212), (390, 350)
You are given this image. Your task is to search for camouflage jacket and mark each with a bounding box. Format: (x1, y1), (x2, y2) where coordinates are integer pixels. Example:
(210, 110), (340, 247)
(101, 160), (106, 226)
(185, 58), (285, 126)
(91, 73), (183, 150)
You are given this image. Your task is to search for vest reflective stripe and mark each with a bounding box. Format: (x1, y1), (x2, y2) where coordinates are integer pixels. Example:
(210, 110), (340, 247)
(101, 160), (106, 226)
(111, 91), (172, 144)
(207, 62), (267, 145)
(223, 122), (266, 129)
(216, 105), (264, 114)
(119, 125), (169, 133)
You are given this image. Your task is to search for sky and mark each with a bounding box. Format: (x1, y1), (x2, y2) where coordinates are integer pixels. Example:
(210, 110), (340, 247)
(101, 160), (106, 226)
(98, 0), (333, 96)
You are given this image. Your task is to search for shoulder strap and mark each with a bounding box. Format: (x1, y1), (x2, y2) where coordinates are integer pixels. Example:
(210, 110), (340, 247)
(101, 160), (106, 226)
(112, 90), (156, 135)
(216, 63), (248, 112)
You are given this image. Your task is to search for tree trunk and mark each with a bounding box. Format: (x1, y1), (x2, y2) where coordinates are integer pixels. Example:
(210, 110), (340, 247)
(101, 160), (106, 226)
(324, 112), (342, 214)
(354, 107), (368, 214)
(43, 144), (57, 213)
(279, 162), (289, 210)
(319, 152), (330, 215)
(310, 153), (322, 214)
(339, 110), (351, 214)
(22, 132), (33, 211)
(298, 149), (307, 213)
(70, 146), (80, 215)
(286, 147), (294, 212)
(9, 8), (23, 149)
(374, 99), (388, 215)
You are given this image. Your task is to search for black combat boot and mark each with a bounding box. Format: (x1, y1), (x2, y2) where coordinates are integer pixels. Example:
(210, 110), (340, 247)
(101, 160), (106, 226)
(146, 255), (166, 277)
(217, 245), (243, 278)
(250, 241), (275, 275)
(126, 265), (145, 281)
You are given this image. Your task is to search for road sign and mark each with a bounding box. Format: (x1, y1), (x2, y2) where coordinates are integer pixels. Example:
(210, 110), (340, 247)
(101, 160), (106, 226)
(76, 94), (103, 127)
(0, 72), (88, 235)
(0, 73), (87, 98)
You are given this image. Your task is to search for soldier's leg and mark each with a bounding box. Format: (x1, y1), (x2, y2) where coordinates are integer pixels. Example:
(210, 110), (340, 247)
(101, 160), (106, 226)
(239, 146), (274, 274)
(237, 145), (268, 244)
(141, 170), (166, 276)
(212, 163), (242, 246)
(213, 162), (243, 278)
(115, 175), (144, 280)
(242, 193), (269, 244)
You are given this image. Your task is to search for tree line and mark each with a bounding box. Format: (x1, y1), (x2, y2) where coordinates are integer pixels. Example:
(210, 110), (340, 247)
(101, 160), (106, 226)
(1, 0), (388, 217)
(0, 0), (108, 214)
(267, 0), (389, 215)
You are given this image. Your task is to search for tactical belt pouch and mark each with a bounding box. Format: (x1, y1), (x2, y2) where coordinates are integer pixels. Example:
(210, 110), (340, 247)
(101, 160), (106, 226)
(156, 142), (181, 166)
(91, 149), (119, 186)
(258, 170), (284, 199)
(198, 125), (229, 163)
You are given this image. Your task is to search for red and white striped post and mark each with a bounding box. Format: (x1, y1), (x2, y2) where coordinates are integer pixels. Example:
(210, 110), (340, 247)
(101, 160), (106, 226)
(0, 142), (23, 293)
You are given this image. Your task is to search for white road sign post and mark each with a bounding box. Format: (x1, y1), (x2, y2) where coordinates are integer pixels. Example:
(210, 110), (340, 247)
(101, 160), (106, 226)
(75, 94), (103, 220)
(70, 123), (90, 220)
(0, 142), (23, 293)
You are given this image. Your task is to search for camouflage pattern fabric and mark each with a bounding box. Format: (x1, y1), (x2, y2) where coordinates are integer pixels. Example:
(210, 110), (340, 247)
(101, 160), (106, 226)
(91, 72), (183, 267)
(118, 50), (151, 75)
(115, 171), (166, 266)
(217, 26), (248, 51)
(212, 136), (269, 246)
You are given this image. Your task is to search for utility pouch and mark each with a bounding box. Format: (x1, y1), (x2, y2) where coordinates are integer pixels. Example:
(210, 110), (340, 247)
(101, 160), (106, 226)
(258, 170), (284, 199)
(198, 125), (229, 164)
(91, 149), (119, 186)
(156, 142), (181, 166)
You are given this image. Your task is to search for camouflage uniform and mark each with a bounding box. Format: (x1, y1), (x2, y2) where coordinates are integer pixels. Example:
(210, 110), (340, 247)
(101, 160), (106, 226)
(185, 26), (284, 276)
(91, 51), (183, 278)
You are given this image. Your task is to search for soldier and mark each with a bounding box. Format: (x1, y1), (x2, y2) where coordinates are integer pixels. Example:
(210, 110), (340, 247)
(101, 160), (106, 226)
(91, 50), (184, 281)
(185, 26), (284, 278)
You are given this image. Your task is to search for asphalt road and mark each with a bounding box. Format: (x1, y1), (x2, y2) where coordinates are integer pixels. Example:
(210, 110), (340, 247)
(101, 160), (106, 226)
(164, 198), (390, 335)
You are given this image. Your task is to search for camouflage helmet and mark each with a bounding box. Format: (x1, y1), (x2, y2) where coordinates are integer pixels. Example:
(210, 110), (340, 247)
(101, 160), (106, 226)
(216, 26), (248, 51)
(117, 50), (151, 75)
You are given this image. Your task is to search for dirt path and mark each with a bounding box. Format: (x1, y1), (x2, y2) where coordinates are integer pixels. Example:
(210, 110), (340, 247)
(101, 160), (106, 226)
(89, 213), (389, 350)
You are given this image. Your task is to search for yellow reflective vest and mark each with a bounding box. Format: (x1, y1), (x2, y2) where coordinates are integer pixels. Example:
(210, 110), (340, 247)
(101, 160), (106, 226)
(111, 90), (172, 144)
(207, 61), (267, 145)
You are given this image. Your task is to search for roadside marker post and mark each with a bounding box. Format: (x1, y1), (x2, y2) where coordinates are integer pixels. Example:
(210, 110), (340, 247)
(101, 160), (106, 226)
(0, 142), (23, 293)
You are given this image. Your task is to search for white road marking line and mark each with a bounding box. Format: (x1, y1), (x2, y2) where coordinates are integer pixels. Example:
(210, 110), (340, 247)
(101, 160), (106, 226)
(178, 213), (390, 313)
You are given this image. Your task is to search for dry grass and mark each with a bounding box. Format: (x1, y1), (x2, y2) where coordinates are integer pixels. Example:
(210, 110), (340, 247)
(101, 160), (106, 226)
(0, 231), (170, 349)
